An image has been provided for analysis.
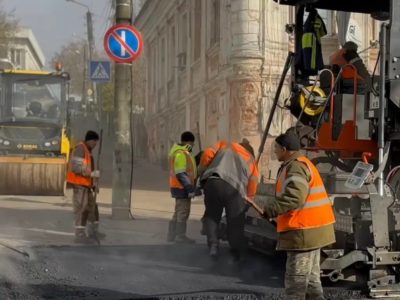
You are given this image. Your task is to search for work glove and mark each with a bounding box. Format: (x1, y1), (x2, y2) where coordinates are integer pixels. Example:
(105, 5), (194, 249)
(90, 170), (100, 178)
(188, 192), (196, 199)
(194, 187), (203, 196)
(93, 185), (100, 194)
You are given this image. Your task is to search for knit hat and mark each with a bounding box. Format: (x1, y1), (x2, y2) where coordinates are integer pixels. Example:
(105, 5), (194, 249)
(239, 138), (255, 157)
(275, 133), (300, 151)
(180, 131), (195, 143)
(85, 130), (99, 141)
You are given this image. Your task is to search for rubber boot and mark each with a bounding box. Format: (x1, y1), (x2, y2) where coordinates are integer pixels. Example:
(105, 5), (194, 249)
(167, 221), (177, 242)
(74, 228), (95, 245)
(175, 222), (195, 244)
(209, 243), (219, 260)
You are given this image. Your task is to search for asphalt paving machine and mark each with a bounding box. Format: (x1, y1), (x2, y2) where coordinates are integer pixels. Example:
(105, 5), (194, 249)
(0, 69), (71, 196)
(244, 0), (400, 297)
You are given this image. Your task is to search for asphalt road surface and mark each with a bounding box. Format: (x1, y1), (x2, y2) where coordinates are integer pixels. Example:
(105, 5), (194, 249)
(0, 241), (368, 300)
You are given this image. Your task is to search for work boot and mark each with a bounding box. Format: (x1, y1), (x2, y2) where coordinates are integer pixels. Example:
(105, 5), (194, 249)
(229, 249), (242, 265)
(74, 228), (96, 245)
(167, 221), (177, 242)
(209, 243), (219, 260)
(175, 222), (195, 244)
(87, 223), (106, 240)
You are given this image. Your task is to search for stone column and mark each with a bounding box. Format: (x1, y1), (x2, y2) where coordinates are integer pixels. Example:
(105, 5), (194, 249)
(228, 0), (263, 146)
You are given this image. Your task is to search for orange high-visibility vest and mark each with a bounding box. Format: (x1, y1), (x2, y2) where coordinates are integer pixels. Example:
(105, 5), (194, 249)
(200, 141), (259, 199)
(329, 48), (362, 80)
(276, 156), (335, 233)
(66, 142), (93, 187)
(169, 149), (195, 190)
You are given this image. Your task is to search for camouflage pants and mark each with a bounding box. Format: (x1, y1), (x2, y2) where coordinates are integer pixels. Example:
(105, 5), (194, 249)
(72, 186), (96, 228)
(285, 249), (325, 300)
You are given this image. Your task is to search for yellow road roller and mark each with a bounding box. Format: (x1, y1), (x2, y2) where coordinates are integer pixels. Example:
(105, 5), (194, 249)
(0, 69), (71, 196)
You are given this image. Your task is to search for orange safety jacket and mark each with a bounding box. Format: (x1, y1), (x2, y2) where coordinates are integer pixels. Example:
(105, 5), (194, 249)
(276, 156), (335, 233)
(329, 48), (362, 81)
(200, 141), (259, 199)
(169, 149), (196, 190)
(66, 142), (93, 188)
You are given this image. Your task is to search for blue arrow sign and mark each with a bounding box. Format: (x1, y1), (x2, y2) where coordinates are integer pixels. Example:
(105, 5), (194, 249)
(89, 61), (111, 82)
(104, 24), (143, 63)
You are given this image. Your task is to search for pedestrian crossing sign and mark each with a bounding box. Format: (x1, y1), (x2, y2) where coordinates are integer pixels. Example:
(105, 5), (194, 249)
(89, 61), (111, 82)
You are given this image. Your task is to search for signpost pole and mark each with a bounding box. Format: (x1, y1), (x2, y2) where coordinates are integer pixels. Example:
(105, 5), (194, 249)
(111, 0), (133, 219)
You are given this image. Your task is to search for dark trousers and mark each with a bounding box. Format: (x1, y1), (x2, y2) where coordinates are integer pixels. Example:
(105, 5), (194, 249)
(203, 178), (246, 254)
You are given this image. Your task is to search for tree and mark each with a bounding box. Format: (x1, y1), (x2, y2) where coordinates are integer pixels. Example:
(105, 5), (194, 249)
(51, 39), (88, 96)
(99, 81), (114, 112)
(0, 0), (18, 59)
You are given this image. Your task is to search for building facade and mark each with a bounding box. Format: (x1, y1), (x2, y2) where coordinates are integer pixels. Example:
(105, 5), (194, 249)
(7, 27), (45, 70)
(135, 0), (379, 176)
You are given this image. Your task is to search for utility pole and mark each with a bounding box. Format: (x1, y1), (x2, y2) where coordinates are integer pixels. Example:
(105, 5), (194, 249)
(66, 0), (97, 113)
(112, 0), (133, 219)
(82, 44), (88, 116)
(86, 10), (99, 118)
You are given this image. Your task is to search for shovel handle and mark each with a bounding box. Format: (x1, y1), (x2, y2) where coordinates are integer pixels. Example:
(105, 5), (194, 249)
(245, 197), (265, 216)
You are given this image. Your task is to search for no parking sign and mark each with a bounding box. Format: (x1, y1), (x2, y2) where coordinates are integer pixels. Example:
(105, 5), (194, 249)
(103, 24), (144, 63)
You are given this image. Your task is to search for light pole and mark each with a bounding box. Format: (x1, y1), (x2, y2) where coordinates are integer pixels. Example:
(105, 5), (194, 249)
(65, 0), (97, 117)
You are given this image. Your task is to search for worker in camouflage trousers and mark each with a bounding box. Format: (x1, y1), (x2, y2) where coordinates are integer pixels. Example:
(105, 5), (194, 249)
(262, 132), (335, 300)
(67, 130), (106, 244)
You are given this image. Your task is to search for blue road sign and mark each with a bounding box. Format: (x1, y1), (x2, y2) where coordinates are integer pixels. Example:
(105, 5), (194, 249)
(104, 24), (143, 63)
(90, 61), (111, 82)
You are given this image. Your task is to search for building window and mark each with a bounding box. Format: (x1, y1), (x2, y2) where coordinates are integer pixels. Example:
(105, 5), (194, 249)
(10, 49), (24, 68)
(178, 13), (188, 70)
(209, 0), (220, 47)
(151, 42), (156, 93)
(169, 26), (176, 80)
(161, 38), (166, 85)
(193, 0), (202, 61)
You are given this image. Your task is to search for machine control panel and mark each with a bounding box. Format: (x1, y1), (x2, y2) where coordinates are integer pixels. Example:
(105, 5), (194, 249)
(345, 161), (374, 189)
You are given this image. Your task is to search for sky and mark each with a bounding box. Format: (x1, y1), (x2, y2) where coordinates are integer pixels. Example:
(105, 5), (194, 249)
(2, 0), (113, 65)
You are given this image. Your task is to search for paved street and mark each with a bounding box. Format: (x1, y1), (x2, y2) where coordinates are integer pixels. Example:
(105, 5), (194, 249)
(0, 159), (367, 300)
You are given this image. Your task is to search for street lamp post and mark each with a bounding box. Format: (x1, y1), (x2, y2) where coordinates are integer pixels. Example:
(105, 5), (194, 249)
(65, 0), (97, 118)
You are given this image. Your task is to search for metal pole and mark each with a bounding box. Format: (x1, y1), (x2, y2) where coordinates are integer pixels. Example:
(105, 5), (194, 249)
(378, 23), (387, 196)
(256, 52), (294, 164)
(86, 10), (98, 119)
(82, 44), (88, 116)
(112, 0), (132, 219)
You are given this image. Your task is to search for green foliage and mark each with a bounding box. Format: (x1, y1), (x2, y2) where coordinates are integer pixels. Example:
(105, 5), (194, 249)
(0, 1), (18, 58)
(99, 81), (114, 112)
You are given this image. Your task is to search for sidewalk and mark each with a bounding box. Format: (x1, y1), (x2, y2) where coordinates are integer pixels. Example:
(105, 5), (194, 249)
(0, 160), (205, 248)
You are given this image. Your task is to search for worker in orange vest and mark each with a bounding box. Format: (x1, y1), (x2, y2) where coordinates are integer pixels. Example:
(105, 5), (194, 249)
(198, 139), (259, 262)
(261, 132), (335, 299)
(167, 131), (197, 243)
(67, 130), (104, 244)
(329, 41), (373, 92)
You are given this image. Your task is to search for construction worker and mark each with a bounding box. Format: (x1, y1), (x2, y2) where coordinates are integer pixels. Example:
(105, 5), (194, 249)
(167, 131), (197, 244)
(260, 132), (335, 300)
(198, 139), (259, 261)
(67, 130), (104, 244)
(329, 41), (373, 92)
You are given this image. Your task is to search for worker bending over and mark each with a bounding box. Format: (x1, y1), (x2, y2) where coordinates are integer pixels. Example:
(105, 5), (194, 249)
(199, 139), (259, 262)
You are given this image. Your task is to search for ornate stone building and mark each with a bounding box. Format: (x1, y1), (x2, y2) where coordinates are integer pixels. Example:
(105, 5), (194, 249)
(135, 0), (379, 176)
